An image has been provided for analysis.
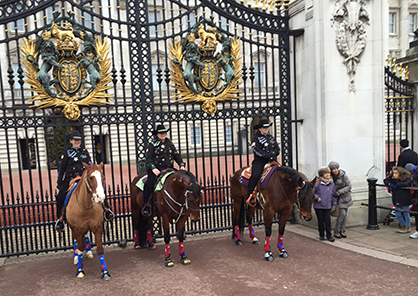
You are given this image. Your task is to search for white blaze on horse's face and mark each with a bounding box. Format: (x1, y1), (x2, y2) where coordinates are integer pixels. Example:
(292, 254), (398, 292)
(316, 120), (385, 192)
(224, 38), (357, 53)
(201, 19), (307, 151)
(91, 170), (106, 203)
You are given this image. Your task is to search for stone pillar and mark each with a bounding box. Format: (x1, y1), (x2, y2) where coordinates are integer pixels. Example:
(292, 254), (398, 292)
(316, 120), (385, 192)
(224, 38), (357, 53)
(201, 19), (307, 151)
(290, 0), (389, 226)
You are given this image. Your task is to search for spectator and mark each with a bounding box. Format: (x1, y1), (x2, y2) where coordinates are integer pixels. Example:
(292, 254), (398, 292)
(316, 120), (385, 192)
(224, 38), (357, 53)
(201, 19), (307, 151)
(405, 163), (418, 239)
(328, 161), (353, 239)
(397, 139), (418, 168)
(384, 166), (413, 233)
(313, 166), (337, 242)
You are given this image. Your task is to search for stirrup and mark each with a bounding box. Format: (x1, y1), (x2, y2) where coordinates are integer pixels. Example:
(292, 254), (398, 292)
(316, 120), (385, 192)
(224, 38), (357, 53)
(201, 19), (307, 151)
(141, 205), (152, 217)
(55, 219), (66, 232)
(104, 208), (114, 222)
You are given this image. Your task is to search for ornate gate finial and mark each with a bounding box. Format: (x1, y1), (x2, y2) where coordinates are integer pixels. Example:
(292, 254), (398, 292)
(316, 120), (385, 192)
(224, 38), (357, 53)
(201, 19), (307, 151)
(331, 0), (369, 92)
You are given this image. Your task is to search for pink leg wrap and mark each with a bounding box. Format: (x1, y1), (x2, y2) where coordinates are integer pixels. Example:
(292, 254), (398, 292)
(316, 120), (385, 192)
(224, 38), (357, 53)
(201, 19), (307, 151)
(277, 234), (284, 250)
(234, 225), (241, 241)
(164, 244), (171, 259)
(264, 236), (271, 252)
(146, 230), (152, 244)
(249, 224), (256, 240)
(179, 242), (185, 256)
(133, 229), (139, 243)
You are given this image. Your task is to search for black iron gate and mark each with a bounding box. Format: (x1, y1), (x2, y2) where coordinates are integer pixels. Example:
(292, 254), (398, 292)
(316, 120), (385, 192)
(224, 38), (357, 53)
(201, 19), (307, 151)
(384, 56), (415, 175)
(0, 0), (295, 257)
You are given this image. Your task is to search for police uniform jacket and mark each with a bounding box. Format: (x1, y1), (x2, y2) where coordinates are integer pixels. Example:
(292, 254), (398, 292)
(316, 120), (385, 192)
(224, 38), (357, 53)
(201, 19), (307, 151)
(146, 137), (185, 171)
(251, 131), (280, 163)
(57, 147), (91, 184)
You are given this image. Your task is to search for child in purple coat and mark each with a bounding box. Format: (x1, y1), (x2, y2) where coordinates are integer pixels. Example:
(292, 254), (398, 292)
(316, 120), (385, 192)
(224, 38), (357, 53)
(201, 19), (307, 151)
(314, 166), (337, 242)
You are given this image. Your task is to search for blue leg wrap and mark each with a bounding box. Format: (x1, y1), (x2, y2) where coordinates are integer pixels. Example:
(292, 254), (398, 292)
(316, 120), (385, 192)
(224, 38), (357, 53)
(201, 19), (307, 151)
(76, 251), (84, 270)
(85, 236), (92, 252)
(99, 255), (107, 271)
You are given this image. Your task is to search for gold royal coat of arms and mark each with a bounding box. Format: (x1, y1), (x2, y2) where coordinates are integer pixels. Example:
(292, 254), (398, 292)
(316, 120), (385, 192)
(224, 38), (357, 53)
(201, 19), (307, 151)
(20, 13), (112, 121)
(169, 16), (242, 115)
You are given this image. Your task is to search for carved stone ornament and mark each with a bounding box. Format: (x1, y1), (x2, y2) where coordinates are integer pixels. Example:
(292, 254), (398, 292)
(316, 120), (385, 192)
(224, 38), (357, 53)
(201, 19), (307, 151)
(331, 0), (369, 92)
(169, 16), (242, 115)
(20, 12), (113, 121)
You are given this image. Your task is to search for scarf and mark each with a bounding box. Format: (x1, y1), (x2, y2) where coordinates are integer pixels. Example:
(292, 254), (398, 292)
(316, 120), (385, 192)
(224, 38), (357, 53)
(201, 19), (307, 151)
(319, 176), (333, 184)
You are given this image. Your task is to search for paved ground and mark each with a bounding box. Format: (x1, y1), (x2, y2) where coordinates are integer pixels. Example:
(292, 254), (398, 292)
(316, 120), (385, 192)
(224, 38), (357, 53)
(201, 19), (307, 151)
(0, 222), (417, 296)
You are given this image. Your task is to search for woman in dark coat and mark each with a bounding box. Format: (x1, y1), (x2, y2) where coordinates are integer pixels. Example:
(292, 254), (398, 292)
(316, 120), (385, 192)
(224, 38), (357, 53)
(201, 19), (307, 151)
(141, 124), (185, 216)
(384, 166), (413, 233)
(328, 161), (353, 239)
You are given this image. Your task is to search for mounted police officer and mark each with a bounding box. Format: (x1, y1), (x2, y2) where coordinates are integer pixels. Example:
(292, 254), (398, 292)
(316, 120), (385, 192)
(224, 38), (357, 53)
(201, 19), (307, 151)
(247, 119), (281, 205)
(142, 124), (186, 216)
(55, 130), (113, 231)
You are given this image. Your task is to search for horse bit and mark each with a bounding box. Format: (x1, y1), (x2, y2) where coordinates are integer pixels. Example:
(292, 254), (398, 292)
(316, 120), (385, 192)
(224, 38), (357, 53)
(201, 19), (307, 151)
(162, 183), (199, 224)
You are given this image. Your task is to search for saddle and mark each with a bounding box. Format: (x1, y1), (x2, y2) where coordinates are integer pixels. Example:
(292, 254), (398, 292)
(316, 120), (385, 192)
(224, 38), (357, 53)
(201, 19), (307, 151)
(240, 162), (281, 208)
(68, 176), (82, 190)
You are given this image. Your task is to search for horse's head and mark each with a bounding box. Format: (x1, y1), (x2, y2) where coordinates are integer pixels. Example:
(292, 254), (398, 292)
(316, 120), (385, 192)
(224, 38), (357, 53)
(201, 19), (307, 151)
(297, 174), (316, 221)
(177, 171), (204, 222)
(83, 162), (106, 204)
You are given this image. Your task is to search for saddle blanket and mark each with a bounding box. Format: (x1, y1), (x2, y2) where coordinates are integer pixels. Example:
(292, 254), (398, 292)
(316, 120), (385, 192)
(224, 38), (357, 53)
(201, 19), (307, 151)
(64, 182), (79, 206)
(135, 171), (174, 192)
(239, 166), (277, 190)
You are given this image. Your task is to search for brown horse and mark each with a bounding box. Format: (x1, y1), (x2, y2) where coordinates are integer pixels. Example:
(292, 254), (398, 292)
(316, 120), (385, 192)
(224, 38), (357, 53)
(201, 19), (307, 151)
(130, 170), (204, 267)
(231, 166), (315, 261)
(66, 162), (110, 280)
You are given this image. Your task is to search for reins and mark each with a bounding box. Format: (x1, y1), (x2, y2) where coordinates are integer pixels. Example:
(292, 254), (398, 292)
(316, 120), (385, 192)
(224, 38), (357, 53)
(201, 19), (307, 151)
(161, 179), (200, 223)
(75, 173), (98, 211)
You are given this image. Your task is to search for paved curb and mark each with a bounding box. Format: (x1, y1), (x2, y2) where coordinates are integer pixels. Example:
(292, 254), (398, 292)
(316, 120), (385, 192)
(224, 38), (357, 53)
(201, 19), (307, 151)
(286, 224), (418, 268)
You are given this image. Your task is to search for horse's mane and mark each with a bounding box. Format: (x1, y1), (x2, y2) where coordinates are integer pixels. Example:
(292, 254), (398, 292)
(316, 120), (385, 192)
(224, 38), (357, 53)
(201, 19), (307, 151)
(275, 166), (302, 183)
(176, 170), (200, 196)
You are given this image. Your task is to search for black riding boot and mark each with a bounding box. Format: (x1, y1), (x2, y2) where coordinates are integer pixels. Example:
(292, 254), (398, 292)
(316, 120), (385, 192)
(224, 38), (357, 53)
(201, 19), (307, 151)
(55, 206), (66, 232)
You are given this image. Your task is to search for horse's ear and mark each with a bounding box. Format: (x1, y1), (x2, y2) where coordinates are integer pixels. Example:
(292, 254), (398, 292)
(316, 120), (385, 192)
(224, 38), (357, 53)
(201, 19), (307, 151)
(99, 162), (104, 170)
(310, 177), (318, 186)
(82, 162), (91, 169)
(199, 184), (205, 190)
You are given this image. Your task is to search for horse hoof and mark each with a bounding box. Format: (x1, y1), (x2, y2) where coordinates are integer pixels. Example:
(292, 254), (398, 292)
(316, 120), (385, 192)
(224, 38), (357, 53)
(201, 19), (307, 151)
(181, 255), (191, 265)
(279, 249), (288, 258)
(101, 270), (111, 281)
(235, 240), (243, 246)
(165, 257), (174, 268)
(148, 243), (156, 250)
(264, 251), (274, 262)
(252, 238), (260, 245)
(76, 268), (85, 278)
(86, 250), (94, 259)
(73, 256), (78, 265)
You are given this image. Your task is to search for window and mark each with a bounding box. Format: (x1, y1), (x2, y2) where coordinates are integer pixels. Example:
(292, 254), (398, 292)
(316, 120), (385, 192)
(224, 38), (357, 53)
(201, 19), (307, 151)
(191, 126), (201, 146)
(19, 139), (37, 169)
(188, 12), (196, 28)
(13, 64), (30, 98)
(254, 63), (265, 87)
(151, 65), (165, 91)
(46, 6), (55, 24)
(83, 9), (94, 30)
(410, 13), (416, 34)
(389, 12), (396, 34)
(225, 125), (232, 144)
(148, 11), (160, 37)
(220, 16), (227, 31)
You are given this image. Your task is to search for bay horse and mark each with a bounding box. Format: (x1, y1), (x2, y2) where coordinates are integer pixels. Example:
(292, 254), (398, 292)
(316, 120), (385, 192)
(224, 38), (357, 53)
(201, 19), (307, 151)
(230, 166), (315, 261)
(130, 170), (204, 267)
(66, 162), (110, 280)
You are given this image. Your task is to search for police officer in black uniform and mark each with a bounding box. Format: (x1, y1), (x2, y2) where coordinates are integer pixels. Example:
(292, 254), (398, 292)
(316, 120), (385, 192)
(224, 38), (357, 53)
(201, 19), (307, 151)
(55, 130), (113, 231)
(142, 124), (186, 216)
(247, 119), (281, 205)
